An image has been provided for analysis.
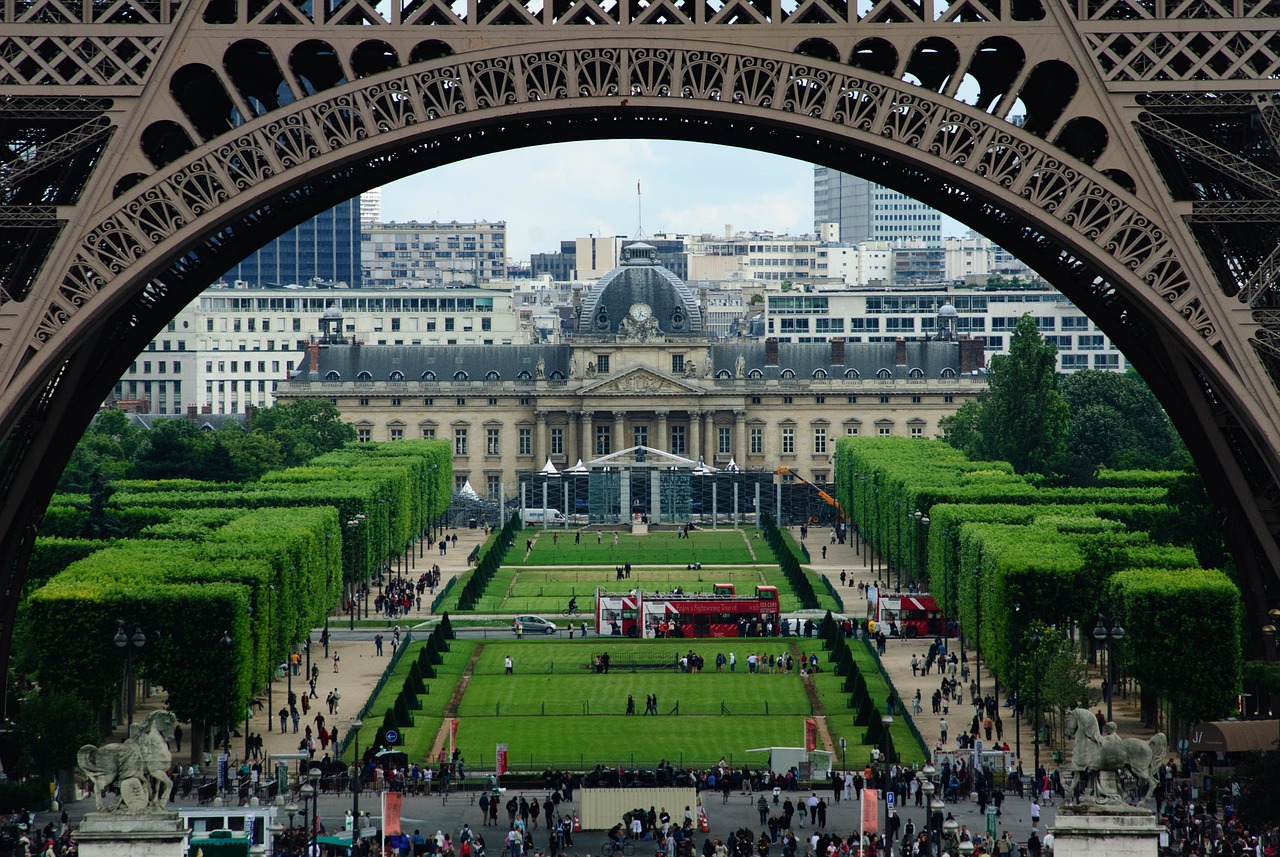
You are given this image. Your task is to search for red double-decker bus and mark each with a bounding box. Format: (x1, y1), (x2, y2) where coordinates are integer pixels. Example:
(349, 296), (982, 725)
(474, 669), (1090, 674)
(595, 585), (780, 638)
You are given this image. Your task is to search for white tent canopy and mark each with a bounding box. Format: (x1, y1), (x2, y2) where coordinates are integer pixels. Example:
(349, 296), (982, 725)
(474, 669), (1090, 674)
(565, 459), (589, 474)
(540, 458), (559, 475)
(459, 479), (480, 499)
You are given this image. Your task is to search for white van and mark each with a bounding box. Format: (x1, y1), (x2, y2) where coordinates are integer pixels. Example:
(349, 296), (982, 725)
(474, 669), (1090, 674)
(520, 508), (567, 525)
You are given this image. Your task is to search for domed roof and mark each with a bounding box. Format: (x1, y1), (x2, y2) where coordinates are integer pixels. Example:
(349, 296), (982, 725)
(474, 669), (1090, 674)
(577, 245), (703, 338)
(937, 301), (958, 317)
(323, 303), (344, 319)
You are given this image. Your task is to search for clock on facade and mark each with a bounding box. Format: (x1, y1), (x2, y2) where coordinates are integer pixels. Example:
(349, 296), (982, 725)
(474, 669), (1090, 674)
(629, 303), (652, 320)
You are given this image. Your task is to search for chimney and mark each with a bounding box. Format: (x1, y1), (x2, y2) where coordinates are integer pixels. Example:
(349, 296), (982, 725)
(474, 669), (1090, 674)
(830, 337), (845, 366)
(201, 404), (212, 414)
(895, 337), (907, 367)
(765, 337), (779, 366)
(187, 404), (197, 420)
(308, 340), (320, 373)
(959, 338), (986, 374)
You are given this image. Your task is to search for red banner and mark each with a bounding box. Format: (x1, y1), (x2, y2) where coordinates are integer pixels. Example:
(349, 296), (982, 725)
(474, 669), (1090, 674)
(450, 719), (459, 753)
(804, 718), (817, 753)
(496, 743), (508, 776)
(384, 792), (403, 836)
(862, 790), (879, 834)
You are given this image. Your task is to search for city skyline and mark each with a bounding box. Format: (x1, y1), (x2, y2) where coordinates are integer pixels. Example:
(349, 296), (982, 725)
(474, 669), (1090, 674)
(379, 139), (967, 266)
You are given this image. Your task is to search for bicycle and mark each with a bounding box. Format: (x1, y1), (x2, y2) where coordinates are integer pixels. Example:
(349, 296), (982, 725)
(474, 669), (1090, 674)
(564, 606), (582, 616)
(603, 841), (635, 857)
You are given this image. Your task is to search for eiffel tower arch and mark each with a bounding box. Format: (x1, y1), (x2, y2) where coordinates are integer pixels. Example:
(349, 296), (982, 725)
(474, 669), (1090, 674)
(4, 0), (1280, 655)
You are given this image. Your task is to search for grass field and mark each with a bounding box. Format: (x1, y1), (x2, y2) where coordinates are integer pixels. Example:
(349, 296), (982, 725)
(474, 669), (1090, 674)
(516, 529), (770, 566)
(354, 639), (918, 772)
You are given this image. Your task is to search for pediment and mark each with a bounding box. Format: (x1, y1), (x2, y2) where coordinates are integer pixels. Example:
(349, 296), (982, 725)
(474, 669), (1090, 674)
(581, 367), (703, 396)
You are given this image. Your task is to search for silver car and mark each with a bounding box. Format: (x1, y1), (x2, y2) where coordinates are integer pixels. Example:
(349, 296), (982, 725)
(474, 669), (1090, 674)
(513, 615), (558, 634)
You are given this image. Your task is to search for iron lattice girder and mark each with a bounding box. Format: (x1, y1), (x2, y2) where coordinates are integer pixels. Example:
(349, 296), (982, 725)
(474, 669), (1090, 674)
(1136, 112), (1280, 197)
(0, 116), (112, 201)
(1188, 200), (1280, 222)
(0, 206), (58, 227)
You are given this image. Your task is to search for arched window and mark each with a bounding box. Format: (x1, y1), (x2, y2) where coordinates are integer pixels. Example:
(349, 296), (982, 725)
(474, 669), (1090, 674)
(813, 368), (828, 379)
(357, 371), (373, 381)
(421, 370), (437, 381)
(716, 369), (732, 379)
(748, 369), (764, 379)
(549, 370), (566, 380)
(940, 367), (956, 379)
(389, 370), (405, 381)
(485, 370), (501, 381)
(909, 367), (924, 379)
(844, 368), (861, 379)
(780, 368), (796, 379)
(453, 370), (468, 381)
(877, 368), (893, 379)
(518, 370), (533, 380)
(325, 370), (341, 381)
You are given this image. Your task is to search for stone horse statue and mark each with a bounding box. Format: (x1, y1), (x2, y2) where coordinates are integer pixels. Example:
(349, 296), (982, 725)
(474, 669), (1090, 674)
(1064, 707), (1166, 805)
(78, 710), (177, 812)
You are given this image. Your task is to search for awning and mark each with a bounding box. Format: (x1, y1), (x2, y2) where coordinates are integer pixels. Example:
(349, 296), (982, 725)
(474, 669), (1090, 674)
(1187, 720), (1279, 754)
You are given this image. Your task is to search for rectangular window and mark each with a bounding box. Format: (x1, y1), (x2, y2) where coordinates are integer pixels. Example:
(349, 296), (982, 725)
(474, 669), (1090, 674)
(486, 427), (500, 455)
(847, 425), (859, 435)
(550, 428), (564, 456)
(487, 475), (501, 499)
(633, 425), (648, 448)
(878, 425), (891, 437)
(781, 427), (795, 454)
(670, 425), (686, 455)
(422, 427), (436, 439)
(1062, 354), (1089, 369)
(518, 428), (532, 456)
(814, 396), (825, 404)
(1093, 354), (1120, 370)
(813, 427), (827, 454)
(454, 428), (468, 456)
(390, 428), (404, 440)
(357, 428), (371, 442)
(910, 425), (924, 438)
(750, 427), (763, 455)
(911, 395), (922, 404)
(595, 425), (611, 456)
(596, 355), (610, 374)
(718, 427), (732, 455)
(671, 354), (684, 374)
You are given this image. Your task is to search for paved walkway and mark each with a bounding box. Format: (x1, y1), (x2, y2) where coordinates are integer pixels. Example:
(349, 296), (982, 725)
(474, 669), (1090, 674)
(124, 525), (491, 769)
(793, 526), (1151, 774)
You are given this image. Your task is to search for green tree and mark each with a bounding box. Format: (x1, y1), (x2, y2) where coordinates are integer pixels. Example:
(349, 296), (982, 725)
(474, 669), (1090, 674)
(937, 398), (984, 456)
(132, 418), (209, 479)
(1058, 370), (1188, 478)
(14, 689), (100, 781)
(978, 314), (1068, 474)
(215, 425), (283, 480)
(57, 409), (143, 491)
(1016, 622), (1099, 745)
(247, 399), (356, 467)
(76, 469), (125, 540)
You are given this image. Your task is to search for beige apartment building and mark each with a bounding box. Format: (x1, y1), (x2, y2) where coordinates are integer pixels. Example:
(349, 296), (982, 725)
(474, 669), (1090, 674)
(277, 243), (986, 499)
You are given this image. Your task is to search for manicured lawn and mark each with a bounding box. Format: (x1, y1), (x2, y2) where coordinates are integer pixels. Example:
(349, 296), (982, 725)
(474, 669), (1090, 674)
(517, 529), (770, 566)
(358, 638), (923, 772)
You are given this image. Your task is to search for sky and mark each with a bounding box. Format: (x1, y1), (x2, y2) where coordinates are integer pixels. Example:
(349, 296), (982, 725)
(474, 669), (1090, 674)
(378, 140), (819, 264)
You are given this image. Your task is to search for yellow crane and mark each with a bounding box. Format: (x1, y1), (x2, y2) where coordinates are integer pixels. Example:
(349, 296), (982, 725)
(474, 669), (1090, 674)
(775, 466), (847, 523)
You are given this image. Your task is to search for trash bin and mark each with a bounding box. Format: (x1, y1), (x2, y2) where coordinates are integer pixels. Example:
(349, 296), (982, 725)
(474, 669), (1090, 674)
(469, 518), (478, 529)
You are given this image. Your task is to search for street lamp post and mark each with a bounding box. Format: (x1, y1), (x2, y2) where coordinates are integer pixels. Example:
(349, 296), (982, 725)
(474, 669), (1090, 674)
(1093, 614), (1125, 723)
(113, 620), (145, 729)
(351, 717), (364, 855)
(347, 515), (365, 630)
(1031, 630), (1043, 779)
(972, 567), (982, 696)
(219, 630), (233, 757)
(918, 770), (935, 855)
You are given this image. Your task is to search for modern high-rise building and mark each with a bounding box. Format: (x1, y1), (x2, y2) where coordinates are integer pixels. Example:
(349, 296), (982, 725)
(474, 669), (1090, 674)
(224, 197), (362, 288)
(813, 166), (943, 243)
(360, 188), (382, 226)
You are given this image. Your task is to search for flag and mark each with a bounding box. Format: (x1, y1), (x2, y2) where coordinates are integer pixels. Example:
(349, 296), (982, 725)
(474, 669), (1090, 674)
(496, 743), (508, 776)
(450, 719), (459, 755)
(384, 791), (403, 836)
(637, 181), (641, 195)
(861, 789), (880, 834)
(804, 718), (817, 752)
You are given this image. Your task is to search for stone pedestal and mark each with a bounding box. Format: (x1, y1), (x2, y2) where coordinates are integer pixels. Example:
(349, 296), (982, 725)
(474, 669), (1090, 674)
(77, 812), (189, 857)
(1050, 805), (1163, 857)
(631, 521), (648, 535)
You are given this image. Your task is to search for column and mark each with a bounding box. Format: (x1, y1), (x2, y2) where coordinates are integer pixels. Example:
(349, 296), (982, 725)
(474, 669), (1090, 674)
(689, 410), (702, 463)
(613, 411), (626, 454)
(703, 410), (716, 461)
(581, 411), (594, 459)
(655, 411), (669, 452)
(735, 409), (747, 464)
(535, 411), (548, 464)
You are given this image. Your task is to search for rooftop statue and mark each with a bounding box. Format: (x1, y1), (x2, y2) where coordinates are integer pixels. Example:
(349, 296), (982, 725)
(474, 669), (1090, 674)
(1064, 706), (1166, 806)
(78, 710), (177, 812)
